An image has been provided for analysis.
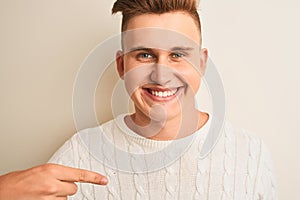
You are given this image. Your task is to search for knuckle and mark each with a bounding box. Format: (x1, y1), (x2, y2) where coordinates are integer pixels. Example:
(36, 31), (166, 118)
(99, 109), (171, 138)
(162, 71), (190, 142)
(78, 170), (87, 182)
(42, 164), (57, 175)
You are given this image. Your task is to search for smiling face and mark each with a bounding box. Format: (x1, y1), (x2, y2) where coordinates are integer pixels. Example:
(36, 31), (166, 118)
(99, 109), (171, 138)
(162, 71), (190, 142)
(116, 11), (208, 126)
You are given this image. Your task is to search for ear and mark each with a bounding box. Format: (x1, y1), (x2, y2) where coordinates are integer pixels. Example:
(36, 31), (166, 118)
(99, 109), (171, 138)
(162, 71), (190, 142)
(199, 48), (208, 76)
(116, 50), (125, 79)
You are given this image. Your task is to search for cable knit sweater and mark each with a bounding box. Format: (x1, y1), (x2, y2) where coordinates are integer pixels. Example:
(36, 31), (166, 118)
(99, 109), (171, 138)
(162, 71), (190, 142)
(49, 114), (277, 199)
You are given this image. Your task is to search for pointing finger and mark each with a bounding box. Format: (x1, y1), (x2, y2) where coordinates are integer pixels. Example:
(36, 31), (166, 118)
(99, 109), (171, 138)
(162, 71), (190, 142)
(45, 164), (108, 185)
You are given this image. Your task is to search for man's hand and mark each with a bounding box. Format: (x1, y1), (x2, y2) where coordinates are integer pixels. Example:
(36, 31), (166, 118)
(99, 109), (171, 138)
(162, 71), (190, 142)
(0, 164), (108, 200)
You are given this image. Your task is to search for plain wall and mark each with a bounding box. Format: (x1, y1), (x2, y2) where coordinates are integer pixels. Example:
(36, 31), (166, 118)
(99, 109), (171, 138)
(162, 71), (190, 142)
(0, 0), (299, 199)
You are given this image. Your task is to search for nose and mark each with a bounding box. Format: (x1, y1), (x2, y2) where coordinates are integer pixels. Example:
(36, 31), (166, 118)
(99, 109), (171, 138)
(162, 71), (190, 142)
(150, 57), (173, 85)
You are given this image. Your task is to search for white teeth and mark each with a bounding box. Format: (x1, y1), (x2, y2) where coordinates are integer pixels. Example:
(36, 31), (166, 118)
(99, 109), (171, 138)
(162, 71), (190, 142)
(150, 88), (177, 97)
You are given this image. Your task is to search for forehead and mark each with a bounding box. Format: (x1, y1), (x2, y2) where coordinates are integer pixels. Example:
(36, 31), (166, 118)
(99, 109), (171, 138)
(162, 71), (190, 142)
(123, 12), (201, 52)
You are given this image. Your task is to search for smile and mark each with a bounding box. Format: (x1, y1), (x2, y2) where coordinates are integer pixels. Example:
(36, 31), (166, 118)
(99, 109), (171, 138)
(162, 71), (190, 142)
(142, 86), (182, 101)
(147, 88), (177, 97)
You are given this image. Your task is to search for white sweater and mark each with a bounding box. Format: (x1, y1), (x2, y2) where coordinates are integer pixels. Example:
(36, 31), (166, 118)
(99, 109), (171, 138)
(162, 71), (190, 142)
(49, 114), (277, 199)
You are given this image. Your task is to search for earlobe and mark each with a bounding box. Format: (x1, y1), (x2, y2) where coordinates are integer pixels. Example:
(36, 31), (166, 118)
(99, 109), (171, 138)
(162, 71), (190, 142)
(116, 50), (125, 79)
(200, 48), (208, 76)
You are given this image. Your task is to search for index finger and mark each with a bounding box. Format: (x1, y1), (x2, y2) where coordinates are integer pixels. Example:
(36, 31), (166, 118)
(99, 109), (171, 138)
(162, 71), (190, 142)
(49, 164), (108, 185)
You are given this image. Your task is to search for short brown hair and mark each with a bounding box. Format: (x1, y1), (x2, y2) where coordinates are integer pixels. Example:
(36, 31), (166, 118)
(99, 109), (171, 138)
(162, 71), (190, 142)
(112, 0), (201, 34)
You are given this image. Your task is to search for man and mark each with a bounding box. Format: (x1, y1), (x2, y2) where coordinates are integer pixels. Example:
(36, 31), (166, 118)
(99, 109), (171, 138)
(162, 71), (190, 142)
(48, 0), (277, 199)
(0, 0), (277, 199)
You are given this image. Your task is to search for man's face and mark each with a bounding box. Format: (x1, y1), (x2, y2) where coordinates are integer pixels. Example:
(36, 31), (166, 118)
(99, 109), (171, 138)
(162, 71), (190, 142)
(116, 11), (208, 122)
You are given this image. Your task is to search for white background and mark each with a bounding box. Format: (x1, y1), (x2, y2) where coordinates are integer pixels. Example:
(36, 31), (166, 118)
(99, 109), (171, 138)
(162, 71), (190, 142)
(0, 0), (299, 199)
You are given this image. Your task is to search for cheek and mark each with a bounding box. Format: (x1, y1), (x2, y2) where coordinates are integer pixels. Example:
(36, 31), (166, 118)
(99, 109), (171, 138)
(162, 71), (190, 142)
(180, 67), (201, 94)
(122, 62), (154, 96)
(130, 90), (144, 108)
(189, 76), (201, 94)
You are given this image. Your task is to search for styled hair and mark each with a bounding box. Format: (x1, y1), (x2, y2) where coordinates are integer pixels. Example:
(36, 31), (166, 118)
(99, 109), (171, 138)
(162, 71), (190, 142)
(112, 0), (201, 34)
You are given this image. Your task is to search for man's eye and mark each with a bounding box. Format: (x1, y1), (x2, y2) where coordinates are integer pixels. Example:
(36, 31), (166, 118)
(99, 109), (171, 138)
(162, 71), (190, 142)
(171, 52), (184, 58)
(138, 53), (153, 59)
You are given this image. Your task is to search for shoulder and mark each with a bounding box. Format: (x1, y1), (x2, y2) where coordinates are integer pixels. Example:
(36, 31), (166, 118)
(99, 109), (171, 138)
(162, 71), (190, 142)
(211, 120), (264, 169)
(221, 121), (263, 152)
(48, 119), (115, 166)
(48, 117), (114, 165)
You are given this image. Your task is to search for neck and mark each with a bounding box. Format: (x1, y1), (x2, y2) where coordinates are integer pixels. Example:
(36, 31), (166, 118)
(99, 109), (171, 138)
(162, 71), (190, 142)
(125, 109), (209, 141)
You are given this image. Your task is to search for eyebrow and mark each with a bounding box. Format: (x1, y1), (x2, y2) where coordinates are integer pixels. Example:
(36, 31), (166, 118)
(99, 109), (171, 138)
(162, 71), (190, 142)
(129, 46), (151, 52)
(170, 46), (194, 51)
(129, 46), (194, 52)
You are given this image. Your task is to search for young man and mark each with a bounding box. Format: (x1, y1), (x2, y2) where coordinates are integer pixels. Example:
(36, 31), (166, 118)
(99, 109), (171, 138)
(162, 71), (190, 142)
(49, 0), (277, 199)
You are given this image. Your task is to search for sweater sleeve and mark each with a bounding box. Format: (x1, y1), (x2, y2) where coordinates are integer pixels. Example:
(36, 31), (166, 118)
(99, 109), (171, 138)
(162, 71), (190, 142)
(254, 140), (278, 200)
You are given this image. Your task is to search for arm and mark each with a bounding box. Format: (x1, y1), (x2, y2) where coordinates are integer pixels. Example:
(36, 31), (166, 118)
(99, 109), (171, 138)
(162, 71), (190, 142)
(0, 164), (108, 200)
